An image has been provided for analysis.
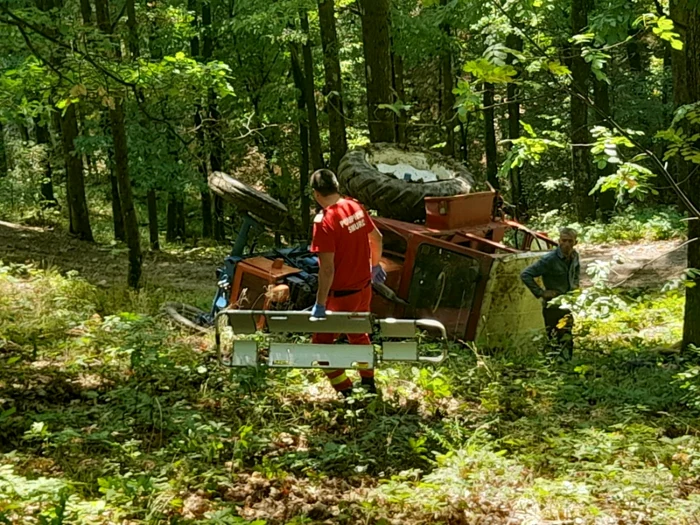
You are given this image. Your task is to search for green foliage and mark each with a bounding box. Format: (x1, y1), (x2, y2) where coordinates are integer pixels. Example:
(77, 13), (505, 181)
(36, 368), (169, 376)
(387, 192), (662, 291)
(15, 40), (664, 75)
(0, 233), (699, 523)
(657, 103), (700, 165)
(532, 206), (686, 244)
(635, 14), (684, 50)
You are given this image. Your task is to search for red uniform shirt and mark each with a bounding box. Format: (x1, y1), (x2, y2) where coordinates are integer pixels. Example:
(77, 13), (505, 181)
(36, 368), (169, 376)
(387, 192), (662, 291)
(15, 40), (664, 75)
(311, 198), (375, 291)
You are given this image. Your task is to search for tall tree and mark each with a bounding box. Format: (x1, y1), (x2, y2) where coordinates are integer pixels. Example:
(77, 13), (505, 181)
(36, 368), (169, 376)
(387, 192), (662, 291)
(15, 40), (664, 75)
(0, 123), (7, 177)
(60, 104), (94, 241)
(290, 40), (312, 236)
(106, 127), (126, 242)
(506, 33), (525, 219)
(34, 119), (57, 208)
(571, 0), (595, 221)
(440, 0), (455, 157)
(317, 0), (348, 171)
(484, 82), (498, 189)
(300, 10), (324, 171)
(593, 75), (615, 218)
(392, 49), (407, 144)
(127, 0), (159, 251)
(202, 0), (225, 241)
(672, 0), (700, 348)
(359, 0), (396, 143)
(34, 0), (93, 240)
(95, 0), (142, 288)
(189, 0), (213, 239)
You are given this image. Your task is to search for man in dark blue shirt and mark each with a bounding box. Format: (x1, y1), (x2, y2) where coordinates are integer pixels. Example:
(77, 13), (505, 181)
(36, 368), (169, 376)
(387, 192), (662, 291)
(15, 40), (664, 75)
(521, 227), (581, 359)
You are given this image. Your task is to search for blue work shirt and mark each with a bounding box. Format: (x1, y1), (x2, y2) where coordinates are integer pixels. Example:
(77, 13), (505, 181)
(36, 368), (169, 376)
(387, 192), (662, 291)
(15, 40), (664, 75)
(521, 247), (581, 300)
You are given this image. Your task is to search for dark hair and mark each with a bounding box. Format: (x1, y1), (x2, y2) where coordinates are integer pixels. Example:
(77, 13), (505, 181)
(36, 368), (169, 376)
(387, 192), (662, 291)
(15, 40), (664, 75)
(310, 169), (340, 197)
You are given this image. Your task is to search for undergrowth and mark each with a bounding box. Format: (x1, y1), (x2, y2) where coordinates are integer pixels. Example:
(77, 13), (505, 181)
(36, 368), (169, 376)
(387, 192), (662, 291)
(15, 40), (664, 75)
(532, 205), (686, 244)
(1, 263), (700, 524)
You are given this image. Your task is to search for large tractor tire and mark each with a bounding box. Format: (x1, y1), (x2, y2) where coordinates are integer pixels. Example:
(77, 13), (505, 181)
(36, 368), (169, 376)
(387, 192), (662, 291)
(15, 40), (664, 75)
(338, 143), (474, 222)
(208, 171), (288, 228)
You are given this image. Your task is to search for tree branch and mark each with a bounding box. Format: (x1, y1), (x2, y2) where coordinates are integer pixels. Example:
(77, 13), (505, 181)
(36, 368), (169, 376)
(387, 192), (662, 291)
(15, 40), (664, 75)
(0, 6), (137, 89)
(492, 0), (700, 218)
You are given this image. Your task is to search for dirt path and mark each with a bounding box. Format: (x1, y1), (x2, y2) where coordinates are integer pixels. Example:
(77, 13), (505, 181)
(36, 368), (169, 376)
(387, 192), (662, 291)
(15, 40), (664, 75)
(0, 221), (688, 294)
(0, 221), (222, 295)
(579, 240), (687, 288)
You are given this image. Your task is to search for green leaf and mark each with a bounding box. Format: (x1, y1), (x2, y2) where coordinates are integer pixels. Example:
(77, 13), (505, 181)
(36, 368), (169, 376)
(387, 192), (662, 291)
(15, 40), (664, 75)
(546, 60), (570, 76)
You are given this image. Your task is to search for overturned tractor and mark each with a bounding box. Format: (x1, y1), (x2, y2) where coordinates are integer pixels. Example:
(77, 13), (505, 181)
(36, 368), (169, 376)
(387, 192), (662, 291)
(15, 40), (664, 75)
(163, 144), (554, 354)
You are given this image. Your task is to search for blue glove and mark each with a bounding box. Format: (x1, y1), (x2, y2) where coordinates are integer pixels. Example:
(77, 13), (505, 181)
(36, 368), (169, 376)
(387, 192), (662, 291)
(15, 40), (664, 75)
(311, 303), (326, 319)
(371, 264), (387, 285)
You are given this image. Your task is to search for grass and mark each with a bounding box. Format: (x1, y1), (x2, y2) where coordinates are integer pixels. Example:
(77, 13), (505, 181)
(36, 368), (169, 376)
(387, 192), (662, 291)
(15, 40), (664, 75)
(2, 262), (700, 524)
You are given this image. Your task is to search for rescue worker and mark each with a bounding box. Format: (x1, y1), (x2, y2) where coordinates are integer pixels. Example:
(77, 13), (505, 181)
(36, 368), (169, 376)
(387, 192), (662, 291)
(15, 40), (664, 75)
(309, 169), (386, 397)
(521, 227), (581, 359)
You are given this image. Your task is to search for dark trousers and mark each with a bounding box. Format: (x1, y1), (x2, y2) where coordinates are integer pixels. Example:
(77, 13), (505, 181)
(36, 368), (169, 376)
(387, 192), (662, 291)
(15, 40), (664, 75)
(543, 306), (574, 359)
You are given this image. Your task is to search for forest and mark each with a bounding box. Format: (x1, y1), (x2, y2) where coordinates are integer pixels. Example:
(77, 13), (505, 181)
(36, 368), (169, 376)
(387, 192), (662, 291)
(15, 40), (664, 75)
(2, 0), (700, 523)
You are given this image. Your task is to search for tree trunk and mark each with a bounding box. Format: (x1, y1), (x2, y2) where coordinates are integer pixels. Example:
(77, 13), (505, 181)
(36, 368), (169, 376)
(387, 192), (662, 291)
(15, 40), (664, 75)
(147, 189), (160, 250)
(60, 104), (94, 241)
(109, 102), (143, 288)
(359, 0), (396, 143)
(209, 101), (226, 242)
(593, 75), (615, 218)
(673, 0), (700, 348)
(97, 0), (142, 288)
(440, 0), (455, 157)
(460, 118), (469, 162)
(202, 1), (226, 242)
(291, 46), (312, 237)
(189, 2), (213, 239)
(126, 0), (139, 59)
(484, 82), (498, 189)
(571, 0), (595, 221)
(167, 196), (177, 242)
(110, 171), (126, 241)
(299, 117), (311, 237)
(0, 123), (7, 177)
(392, 50), (407, 144)
(177, 199), (186, 240)
(300, 11), (324, 171)
(35, 121), (57, 208)
(18, 122), (29, 143)
(506, 33), (525, 219)
(79, 0), (92, 24)
(195, 108), (213, 238)
(318, 0), (348, 171)
(626, 33), (643, 73)
(102, 114), (126, 242)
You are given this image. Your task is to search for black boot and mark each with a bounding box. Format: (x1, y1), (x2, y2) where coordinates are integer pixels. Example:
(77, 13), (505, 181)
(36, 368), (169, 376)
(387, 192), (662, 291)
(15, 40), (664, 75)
(361, 377), (377, 394)
(339, 387), (353, 398)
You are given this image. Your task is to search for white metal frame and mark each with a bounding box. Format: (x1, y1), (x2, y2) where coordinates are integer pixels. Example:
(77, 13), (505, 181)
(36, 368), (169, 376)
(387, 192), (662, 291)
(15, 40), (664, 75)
(214, 310), (448, 369)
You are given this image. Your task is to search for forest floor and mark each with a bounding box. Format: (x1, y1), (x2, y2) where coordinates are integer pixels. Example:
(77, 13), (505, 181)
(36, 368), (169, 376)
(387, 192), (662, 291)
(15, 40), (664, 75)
(0, 219), (689, 294)
(1, 220), (699, 524)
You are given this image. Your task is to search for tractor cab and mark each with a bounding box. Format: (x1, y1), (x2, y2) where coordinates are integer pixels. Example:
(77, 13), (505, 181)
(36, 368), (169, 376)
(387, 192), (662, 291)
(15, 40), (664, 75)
(370, 189), (555, 347)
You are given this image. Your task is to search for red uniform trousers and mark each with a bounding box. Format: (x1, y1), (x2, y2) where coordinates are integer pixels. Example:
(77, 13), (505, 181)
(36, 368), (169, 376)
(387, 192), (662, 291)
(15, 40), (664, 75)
(312, 286), (374, 392)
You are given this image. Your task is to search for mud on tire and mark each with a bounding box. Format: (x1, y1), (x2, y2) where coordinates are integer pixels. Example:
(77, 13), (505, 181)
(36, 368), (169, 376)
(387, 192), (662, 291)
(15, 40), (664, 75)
(337, 143), (474, 222)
